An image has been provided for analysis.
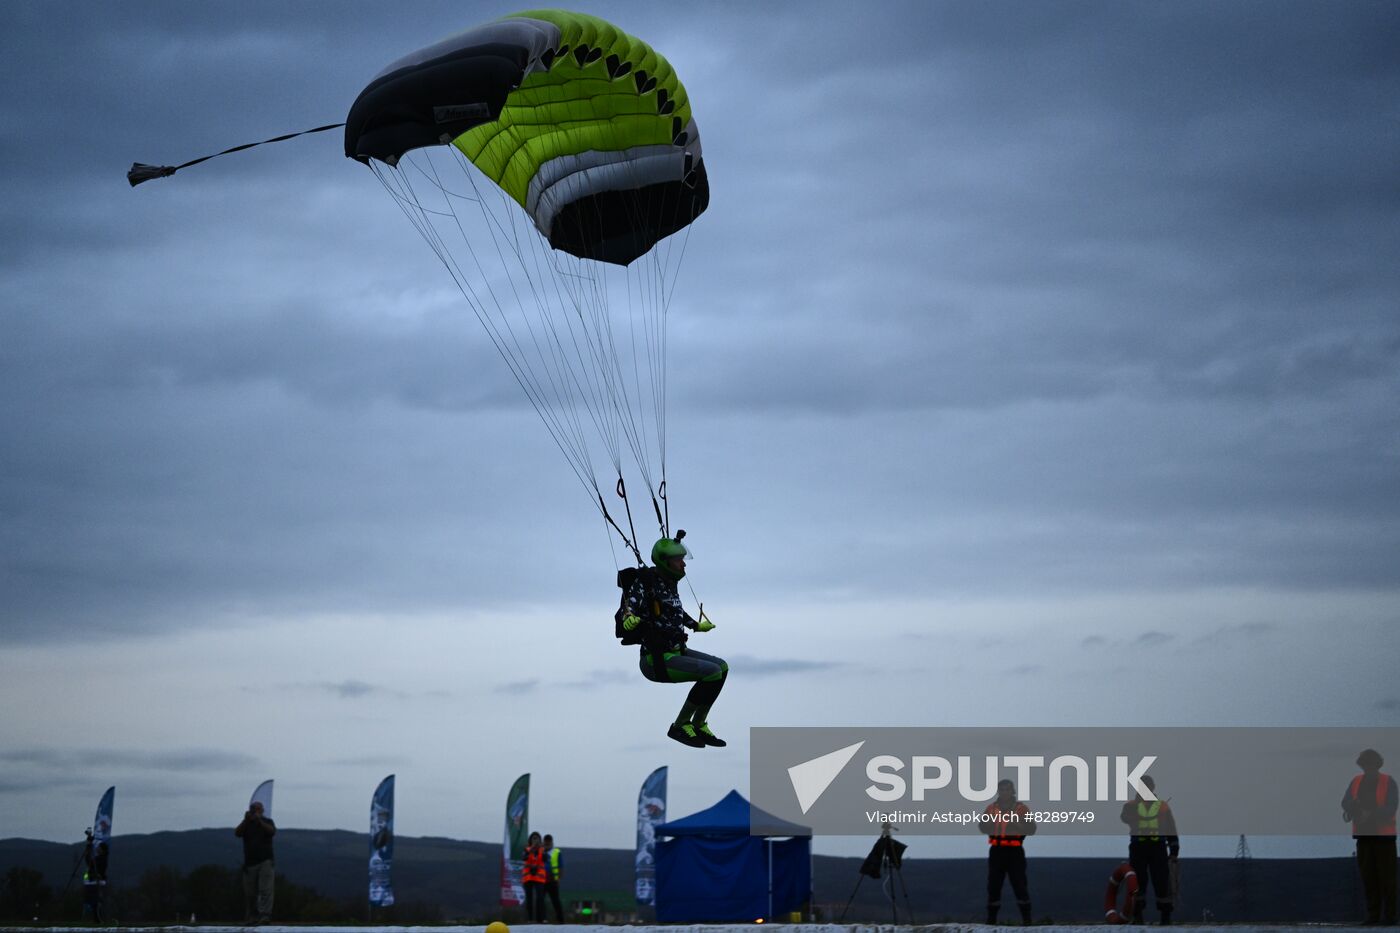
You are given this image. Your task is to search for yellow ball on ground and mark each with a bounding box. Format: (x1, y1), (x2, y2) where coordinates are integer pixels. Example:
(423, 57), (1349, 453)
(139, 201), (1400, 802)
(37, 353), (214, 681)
(486, 922), (509, 933)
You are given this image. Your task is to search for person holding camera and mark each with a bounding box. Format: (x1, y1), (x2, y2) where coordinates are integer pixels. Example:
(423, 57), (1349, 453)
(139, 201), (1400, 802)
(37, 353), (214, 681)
(80, 830), (109, 924)
(235, 801), (276, 923)
(981, 779), (1036, 925)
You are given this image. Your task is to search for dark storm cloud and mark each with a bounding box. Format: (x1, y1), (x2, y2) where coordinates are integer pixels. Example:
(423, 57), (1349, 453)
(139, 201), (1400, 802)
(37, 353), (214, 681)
(560, 669), (631, 690)
(1, 0), (1397, 643)
(1190, 621), (1276, 646)
(1132, 631), (1175, 647)
(681, 1), (1400, 420)
(270, 679), (406, 699)
(0, 747), (258, 773)
(321, 755), (407, 768)
(729, 656), (846, 677)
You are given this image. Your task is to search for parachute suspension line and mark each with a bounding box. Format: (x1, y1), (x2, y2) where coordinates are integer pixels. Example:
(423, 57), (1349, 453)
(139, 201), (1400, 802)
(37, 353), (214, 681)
(368, 158), (600, 508)
(455, 156), (628, 488)
(658, 211), (698, 505)
(544, 244), (629, 479)
(615, 477), (644, 565)
(601, 496), (643, 566)
(596, 175), (672, 536)
(385, 148), (660, 566)
(600, 505), (634, 573)
(395, 156), (588, 480)
(658, 479), (670, 539)
(594, 254), (658, 492)
(619, 262), (664, 537)
(549, 177), (655, 495)
(450, 156), (599, 475)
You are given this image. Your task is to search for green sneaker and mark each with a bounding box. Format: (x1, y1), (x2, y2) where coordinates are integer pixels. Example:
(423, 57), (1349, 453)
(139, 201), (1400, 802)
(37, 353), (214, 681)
(667, 722), (705, 748)
(695, 722), (727, 747)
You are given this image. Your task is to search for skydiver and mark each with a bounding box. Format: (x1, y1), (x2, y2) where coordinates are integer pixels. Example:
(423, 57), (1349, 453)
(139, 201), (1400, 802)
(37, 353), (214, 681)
(619, 532), (728, 748)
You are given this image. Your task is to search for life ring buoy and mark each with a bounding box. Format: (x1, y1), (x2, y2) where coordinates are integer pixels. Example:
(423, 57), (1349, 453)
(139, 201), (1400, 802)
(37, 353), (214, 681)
(1104, 861), (1138, 924)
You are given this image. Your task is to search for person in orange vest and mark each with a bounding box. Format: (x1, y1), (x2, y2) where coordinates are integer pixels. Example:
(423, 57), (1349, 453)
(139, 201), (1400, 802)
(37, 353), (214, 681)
(522, 831), (547, 922)
(980, 779), (1036, 925)
(1342, 748), (1398, 925)
(1119, 775), (1179, 925)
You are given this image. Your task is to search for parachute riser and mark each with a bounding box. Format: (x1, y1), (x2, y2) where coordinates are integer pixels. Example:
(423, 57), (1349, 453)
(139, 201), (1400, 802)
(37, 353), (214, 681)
(599, 490), (643, 567)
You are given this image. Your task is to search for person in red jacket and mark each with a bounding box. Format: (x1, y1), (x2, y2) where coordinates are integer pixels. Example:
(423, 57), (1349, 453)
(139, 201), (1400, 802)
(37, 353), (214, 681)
(1342, 748), (1398, 925)
(980, 779), (1036, 925)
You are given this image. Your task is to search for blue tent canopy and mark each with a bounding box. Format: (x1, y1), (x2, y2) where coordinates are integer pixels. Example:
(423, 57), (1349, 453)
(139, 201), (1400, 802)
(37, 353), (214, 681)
(654, 790), (811, 922)
(656, 789), (813, 838)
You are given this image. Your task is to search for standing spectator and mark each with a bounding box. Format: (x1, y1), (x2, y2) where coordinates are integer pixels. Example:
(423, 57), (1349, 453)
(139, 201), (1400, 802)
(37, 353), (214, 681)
(1342, 748), (1398, 925)
(235, 801), (276, 924)
(980, 779), (1035, 924)
(543, 833), (564, 922)
(81, 832), (108, 924)
(1120, 775), (1179, 925)
(522, 831), (547, 922)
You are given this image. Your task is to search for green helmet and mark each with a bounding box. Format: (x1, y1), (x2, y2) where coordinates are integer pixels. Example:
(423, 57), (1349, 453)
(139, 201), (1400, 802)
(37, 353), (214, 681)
(651, 531), (691, 579)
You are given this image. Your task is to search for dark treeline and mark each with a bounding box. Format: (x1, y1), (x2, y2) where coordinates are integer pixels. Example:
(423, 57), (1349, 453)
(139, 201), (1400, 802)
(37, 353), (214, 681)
(0, 830), (1369, 924)
(0, 863), (440, 924)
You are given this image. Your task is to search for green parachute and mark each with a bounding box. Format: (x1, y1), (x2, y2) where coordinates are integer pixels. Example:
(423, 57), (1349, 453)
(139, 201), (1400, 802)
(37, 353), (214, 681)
(345, 10), (710, 559)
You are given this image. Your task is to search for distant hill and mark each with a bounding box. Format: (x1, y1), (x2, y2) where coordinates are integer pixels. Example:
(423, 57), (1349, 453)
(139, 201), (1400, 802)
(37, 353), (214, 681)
(0, 831), (1365, 923)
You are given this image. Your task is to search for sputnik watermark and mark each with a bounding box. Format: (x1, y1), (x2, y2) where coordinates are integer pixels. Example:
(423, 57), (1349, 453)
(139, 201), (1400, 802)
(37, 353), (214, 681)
(865, 808), (1098, 825)
(750, 726), (1400, 836)
(864, 754), (1156, 802)
(786, 742), (1155, 815)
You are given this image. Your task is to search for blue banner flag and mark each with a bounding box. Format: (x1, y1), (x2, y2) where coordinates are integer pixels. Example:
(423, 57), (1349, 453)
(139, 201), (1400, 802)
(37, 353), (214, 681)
(92, 787), (115, 846)
(635, 767), (666, 906)
(369, 775), (395, 908)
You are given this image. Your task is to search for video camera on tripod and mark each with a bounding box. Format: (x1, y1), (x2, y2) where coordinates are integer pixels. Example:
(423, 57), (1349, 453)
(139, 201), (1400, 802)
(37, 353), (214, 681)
(841, 821), (915, 923)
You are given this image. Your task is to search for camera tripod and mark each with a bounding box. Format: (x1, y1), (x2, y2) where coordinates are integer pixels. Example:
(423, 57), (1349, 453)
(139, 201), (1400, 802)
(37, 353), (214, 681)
(840, 822), (915, 923)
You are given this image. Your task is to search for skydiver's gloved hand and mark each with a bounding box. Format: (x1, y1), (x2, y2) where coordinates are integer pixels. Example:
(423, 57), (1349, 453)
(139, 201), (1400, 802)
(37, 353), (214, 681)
(622, 614), (642, 632)
(696, 619), (715, 633)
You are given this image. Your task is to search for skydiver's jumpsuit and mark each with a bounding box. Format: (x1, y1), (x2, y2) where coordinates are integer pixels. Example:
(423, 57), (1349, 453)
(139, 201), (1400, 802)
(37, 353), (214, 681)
(622, 567), (728, 717)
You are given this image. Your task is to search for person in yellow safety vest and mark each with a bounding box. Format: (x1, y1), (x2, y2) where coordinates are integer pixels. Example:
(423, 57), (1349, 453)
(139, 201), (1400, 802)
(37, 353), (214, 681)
(979, 779), (1036, 925)
(1119, 775), (1179, 925)
(1342, 748), (1398, 925)
(522, 831), (547, 922)
(543, 833), (565, 923)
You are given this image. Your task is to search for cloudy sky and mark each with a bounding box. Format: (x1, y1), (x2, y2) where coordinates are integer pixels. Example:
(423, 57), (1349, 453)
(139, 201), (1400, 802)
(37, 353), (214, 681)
(2, 0), (1398, 862)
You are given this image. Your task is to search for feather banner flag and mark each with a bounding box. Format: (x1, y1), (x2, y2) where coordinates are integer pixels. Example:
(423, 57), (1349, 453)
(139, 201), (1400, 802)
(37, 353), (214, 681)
(500, 773), (529, 908)
(249, 779), (273, 819)
(369, 775), (395, 908)
(635, 767), (666, 906)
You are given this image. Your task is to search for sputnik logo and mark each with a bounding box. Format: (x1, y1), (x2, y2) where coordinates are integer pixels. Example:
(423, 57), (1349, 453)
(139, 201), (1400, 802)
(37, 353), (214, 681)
(787, 741), (865, 814)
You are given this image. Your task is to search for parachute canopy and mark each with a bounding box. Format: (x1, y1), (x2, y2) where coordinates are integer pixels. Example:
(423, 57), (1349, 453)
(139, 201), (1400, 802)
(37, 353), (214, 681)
(345, 9), (709, 266)
(344, 10), (710, 561)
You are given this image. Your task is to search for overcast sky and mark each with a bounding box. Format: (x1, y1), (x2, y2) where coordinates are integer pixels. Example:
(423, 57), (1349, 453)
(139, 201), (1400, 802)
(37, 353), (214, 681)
(2, 0), (1398, 862)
